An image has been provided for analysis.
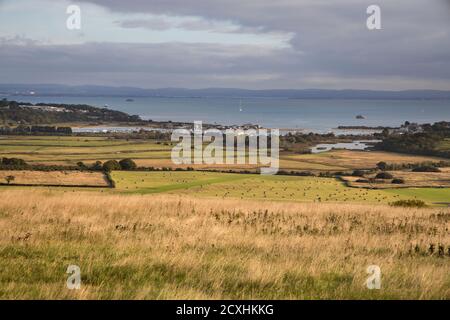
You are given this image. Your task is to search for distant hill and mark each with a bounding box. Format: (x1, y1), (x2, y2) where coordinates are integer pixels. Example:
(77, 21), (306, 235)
(1, 84), (450, 100)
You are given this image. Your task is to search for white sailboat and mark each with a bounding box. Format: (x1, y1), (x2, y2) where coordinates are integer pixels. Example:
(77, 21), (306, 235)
(239, 100), (243, 112)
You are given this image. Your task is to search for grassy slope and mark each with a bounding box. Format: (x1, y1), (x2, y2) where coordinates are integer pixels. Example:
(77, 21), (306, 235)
(0, 190), (448, 299)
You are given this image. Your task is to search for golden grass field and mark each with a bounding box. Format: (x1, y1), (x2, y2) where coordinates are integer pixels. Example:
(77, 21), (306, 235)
(0, 170), (109, 187)
(0, 189), (448, 299)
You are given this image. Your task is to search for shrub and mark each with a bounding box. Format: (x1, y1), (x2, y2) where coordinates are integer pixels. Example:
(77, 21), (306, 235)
(119, 158), (137, 170)
(355, 179), (369, 183)
(390, 199), (426, 208)
(5, 175), (15, 184)
(103, 160), (121, 172)
(77, 162), (87, 170)
(392, 178), (405, 184)
(375, 172), (394, 179)
(352, 170), (366, 177)
(412, 166), (441, 173)
(376, 161), (388, 170)
(91, 161), (103, 171)
(297, 171), (315, 176)
(1, 157), (27, 167)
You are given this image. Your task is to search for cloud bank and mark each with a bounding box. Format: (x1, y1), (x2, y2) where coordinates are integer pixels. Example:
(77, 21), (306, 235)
(0, 0), (449, 89)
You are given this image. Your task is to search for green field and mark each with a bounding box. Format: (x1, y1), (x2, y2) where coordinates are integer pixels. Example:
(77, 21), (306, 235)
(437, 138), (450, 152)
(111, 171), (450, 205)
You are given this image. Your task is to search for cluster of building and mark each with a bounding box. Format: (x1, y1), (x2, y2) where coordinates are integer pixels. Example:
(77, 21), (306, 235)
(19, 105), (77, 113)
(389, 122), (423, 135)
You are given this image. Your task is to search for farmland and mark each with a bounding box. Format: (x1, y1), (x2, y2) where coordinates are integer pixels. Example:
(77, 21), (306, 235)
(281, 150), (447, 170)
(0, 135), (447, 172)
(111, 171), (450, 205)
(341, 168), (450, 189)
(0, 170), (109, 187)
(1, 135), (450, 205)
(1, 135), (449, 299)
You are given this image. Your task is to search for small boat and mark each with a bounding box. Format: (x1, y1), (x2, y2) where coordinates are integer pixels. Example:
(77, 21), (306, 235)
(125, 98), (134, 102)
(356, 115), (366, 119)
(239, 100), (243, 112)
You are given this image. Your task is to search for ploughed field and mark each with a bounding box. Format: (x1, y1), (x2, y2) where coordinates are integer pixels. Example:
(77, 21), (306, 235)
(0, 190), (448, 299)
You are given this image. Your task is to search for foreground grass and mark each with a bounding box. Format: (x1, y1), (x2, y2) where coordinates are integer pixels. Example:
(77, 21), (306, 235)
(0, 189), (448, 299)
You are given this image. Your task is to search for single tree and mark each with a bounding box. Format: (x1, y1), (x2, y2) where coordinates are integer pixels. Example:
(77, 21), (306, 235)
(5, 175), (15, 184)
(376, 161), (388, 171)
(119, 158), (137, 170)
(92, 161), (103, 171)
(375, 172), (394, 179)
(103, 160), (121, 172)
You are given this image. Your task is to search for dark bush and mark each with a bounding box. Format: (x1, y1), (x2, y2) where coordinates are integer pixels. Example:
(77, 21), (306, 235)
(352, 170), (366, 177)
(356, 179), (369, 183)
(375, 172), (394, 179)
(77, 161), (87, 170)
(390, 199), (426, 208)
(119, 158), (137, 170)
(412, 166), (441, 173)
(1, 157), (27, 166)
(376, 161), (388, 170)
(91, 161), (103, 171)
(103, 160), (121, 172)
(392, 178), (405, 184)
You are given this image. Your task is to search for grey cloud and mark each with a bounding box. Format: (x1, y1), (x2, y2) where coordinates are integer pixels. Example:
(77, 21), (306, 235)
(117, 18), (173, 31)
(1, 40), (449, 90)
(1, 0), (450, 89)
(117, 16), (265, 34)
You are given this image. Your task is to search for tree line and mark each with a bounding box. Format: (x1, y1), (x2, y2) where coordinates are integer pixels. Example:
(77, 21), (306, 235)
(375, 121), (450, 158)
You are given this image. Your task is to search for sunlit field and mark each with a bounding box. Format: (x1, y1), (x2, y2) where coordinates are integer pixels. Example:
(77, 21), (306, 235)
(112, 171), (450, 205)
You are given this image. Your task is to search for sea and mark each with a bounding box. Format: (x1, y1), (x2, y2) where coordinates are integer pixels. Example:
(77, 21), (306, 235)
(3, 95), (450, 133)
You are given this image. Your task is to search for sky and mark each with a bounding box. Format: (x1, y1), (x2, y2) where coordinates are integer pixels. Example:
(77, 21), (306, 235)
(0, 0), (449, 90)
